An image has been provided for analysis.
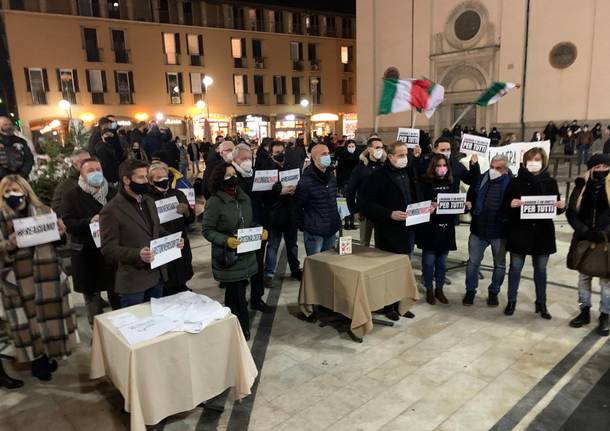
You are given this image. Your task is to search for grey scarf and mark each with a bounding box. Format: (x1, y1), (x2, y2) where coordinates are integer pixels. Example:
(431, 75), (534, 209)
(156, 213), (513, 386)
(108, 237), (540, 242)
(78, 176), (109, 206)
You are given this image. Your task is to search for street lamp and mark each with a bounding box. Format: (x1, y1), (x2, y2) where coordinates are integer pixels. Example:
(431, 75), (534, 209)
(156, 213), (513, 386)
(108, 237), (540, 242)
(201, 76), (213, 140)
(300, 98), (313, 140)
(58, 99), (72, 142)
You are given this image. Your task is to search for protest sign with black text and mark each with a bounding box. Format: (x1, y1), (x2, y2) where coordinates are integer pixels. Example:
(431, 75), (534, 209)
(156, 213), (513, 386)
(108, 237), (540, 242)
(396, 128), (420, 149)
(460, 133), (491, 157)
(150, 232), (183, 269)
(252, 170), (279, 191)
(13, 212), (61, 248)
(436, 193), (467, 215)
(520, 195), (557, 220)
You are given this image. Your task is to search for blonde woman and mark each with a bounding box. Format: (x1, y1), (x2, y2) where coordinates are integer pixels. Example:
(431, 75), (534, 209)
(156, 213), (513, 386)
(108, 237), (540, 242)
(0, 175), (77, 382)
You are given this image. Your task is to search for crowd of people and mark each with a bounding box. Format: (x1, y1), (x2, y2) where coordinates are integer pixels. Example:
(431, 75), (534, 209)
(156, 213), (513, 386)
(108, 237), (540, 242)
(1, 114), (610, 396)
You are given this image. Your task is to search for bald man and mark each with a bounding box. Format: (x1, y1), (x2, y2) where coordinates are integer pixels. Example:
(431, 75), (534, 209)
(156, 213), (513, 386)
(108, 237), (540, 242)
(0, 116), (34, 180)
(295, 144), (341, 255)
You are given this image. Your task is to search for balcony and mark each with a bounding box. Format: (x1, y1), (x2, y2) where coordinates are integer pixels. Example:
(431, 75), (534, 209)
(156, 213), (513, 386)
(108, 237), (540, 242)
(85, 47), (102, 62)
(114, 49), (130, 64)
(310, 59), (321, 71)
(236, 93), (249, 105)
(343, 63), (354, 73)
(255, 93), (269, 105)
(292, 60), (304, 71)
(234, 57), (247, 68)
(190, 55), (204, 66)
(254, 57), (266, 69)
(275, 94), (286, 105)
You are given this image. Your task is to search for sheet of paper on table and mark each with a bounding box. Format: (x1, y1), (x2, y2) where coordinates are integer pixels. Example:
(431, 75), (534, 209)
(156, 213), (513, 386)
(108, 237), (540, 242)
(151, 291), (231, 333)
(107, 312), (139, 328)
(118, 315), (179, 345)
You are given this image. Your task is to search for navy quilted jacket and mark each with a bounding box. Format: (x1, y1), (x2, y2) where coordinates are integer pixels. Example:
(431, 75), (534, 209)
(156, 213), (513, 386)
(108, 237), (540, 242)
(295, 165), (341, 237)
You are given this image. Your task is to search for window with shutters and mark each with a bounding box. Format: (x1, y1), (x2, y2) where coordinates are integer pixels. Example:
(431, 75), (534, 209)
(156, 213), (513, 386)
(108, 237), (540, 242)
(291, 76), (301, 104)
(274, 10), (284, 33)
(342, 77), (353, 104)
(252, 39), (264, 69)
(189, 72), (207, 103)
(183, 0), (193, 26)
(306, 15), (319, 36)
(158, 0), (170, 23)
(57, 69), (78, 104)
(254, 75), (266, 105)
(326, 16), (336, 37)
(231, 38), (247, 68)
(273, 75), (286, 105)
(26, 68), (48, 105)
(291, 13), (302, 34)
(341, 46), (353, 72)
(310, 76), (321, 104)
(232, 6), (245, 30)
(162, 32), (180, 65)
(77, 0), (100, 17)
(84, 28), (101, 62)
(233, 74), (248, 105)
(187, 34), (204, 66)
(112, 30), (129, 63)
(166, 72), (182, 104)
(308, 43), (320, 71)
(86, 69), (106, 104)
(341, 17), (353, 38)
(249, 8), (264, 31)
(290, 42), (303, 71)
(115, 71), (133, 104)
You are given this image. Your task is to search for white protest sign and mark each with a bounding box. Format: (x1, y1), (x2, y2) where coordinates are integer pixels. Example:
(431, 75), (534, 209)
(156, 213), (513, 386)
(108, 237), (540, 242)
(237, 226), (263, 254)
(150, 232), (182, 269)
(339, 237), (352, 255)
(487, 140), (551, 174)
(460, 133), (491, 157)
(279, 169), (300, 187)
(405, 200), (432, 227)
(337, 197), (350, 219)
(252, 169), (279, 191)
(155, 196), (181, 224)
(520, 195), (557, 220)
(396, 128), (420, 149)
(13, 212), (60, 248)
(89, 222), (101, 248)
(178, 188), (196, 209)
(436, 193), (467, 215)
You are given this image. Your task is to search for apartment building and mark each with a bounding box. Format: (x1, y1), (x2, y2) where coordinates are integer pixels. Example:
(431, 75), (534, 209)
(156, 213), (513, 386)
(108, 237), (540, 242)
(0, 0), (356, 142)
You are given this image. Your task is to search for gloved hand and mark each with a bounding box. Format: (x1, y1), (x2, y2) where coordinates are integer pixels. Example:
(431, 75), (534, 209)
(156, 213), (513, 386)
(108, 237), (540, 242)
(584, 230), (606, 243)
(261, 229), (268, 241)
(227, 237), (240, 249)
(176, 203), (190, 215)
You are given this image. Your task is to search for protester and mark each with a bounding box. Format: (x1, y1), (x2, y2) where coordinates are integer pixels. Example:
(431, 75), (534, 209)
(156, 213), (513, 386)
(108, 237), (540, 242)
(0, 116), (35, 180)
(87, 117), (113, 154)
(202, 140), (235, 199)
(345, 137), (386, 246)
(100, 159), (183, 307)
(178, 139), (189, 178)
(576, 124), (593, 164)
(94, 128), (123, 184)
(463, 154), (512, 307)
(295, 144), (341, 256)
(531, 131), (543, 142)
(604, 126), (610, 155)
(285, 133), (308, 170)
(336, 139), (359, 230)
(260, 141), (302, 284)
(62, 158), (119, 324)
(360, 141), (423, 319)
(592, 123), (604, 154)
(51, 149), (90, 214)
(543, 121), (559, 148)
(489, 127), (502, 147)
(419, 137), (480, 188)
(0, 175), (76, 381)
(159, 136), (181, 170)
(566, 154), (610, 336)
(503, 148), (565, 318)
(562, 128), (576, 156)
(147, 161), (194, 296)
(188, 140), (201, 174)
(129, 121), (147, 146)
(142, 122), (165, 160)
(417, 154), (467, 305)
(202, 162), (268, 340)
(127, 140), (148, 162)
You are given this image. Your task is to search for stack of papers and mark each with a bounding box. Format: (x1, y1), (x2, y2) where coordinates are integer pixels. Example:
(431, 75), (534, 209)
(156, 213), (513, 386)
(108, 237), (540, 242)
(109, 292), (231, 345)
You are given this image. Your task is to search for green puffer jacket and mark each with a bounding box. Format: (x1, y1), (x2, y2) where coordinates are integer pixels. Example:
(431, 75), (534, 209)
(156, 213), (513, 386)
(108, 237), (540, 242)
(202, 188), (259, 283)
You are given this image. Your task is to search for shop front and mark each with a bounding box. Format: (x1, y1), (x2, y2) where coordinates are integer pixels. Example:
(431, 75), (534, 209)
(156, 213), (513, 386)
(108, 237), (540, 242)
(193, 114), (231, 141)
(310, 113), (339, 136)
(342, 113), (358, 138)
(160, 115), (187, 139)
(236, 115), (270, 140)
(274, 114), (306, 141)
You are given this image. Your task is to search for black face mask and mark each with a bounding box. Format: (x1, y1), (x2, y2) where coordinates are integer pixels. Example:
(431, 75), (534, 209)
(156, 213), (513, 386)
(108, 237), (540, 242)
(593, 170), (610, 180)
(153, 179), (169, 190)
(5, 194), (25, 210)
(222, 176), (239, 189)
(273, 153), (285, 163)
(129, 181), (150, 195)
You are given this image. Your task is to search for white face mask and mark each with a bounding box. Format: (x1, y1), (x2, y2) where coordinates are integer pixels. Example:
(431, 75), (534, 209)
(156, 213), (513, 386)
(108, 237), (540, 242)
(239, 159), (253, 174)
(526, 161), (542, 173)
(393, 156), (408, 169)
(347, 146), (356, 154)
(489, 169), (502, 180)
(372, 148), (384, 160)
(440, 151), (451, 160)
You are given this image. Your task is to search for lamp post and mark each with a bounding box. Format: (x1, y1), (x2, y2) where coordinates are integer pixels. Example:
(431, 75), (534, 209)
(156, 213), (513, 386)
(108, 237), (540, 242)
(300, 98), (312, 141)
(58, 99), (72, 144)
(202, 75), (214, 140)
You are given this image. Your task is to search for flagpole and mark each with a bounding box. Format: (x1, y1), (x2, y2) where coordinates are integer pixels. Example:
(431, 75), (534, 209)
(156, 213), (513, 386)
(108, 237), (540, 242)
(450, 103), (476, 130)
(374, 115), (379, 133)
(411, 110), (417, 128)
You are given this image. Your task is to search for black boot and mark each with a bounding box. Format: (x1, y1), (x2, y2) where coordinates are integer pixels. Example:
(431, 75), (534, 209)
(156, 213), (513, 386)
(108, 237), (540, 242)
(435, 288), (449, 304)
(31, 356), (52, 381)
(599, 313), (610, 336)
(569, 306), (591, 328)
(535, 302), (552, 320)
(462, 291), (475, 306)
(504, 301), (516, 316)
(0, 360), (24, 389)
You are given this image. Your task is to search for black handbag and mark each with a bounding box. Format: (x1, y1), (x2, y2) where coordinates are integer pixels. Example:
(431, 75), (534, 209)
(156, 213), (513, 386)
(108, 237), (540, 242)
(567, 232), (610, 278)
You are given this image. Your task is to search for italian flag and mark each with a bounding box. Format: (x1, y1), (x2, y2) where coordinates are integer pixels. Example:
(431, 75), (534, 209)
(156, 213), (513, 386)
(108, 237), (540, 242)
(475, 82), (518, 106)
(378, 78), (445, 119)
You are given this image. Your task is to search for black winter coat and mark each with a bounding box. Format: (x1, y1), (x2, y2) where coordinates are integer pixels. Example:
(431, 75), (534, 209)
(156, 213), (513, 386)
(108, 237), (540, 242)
(143, 128), (164, 160)
(95, 139), (122, 183)
(566, 175), (610, 241)
(344, 154), (385, 214)
(257, 159), (299, 231)
(159, 141), (180, 169)
(0, 134), (34, 179)
(335, 149), (360, 189)
(504, 167), (563, 255)
(416, 177), (458, 252)
(285, 142), (307, 171)
(360, 160), (422, 255)
(62, 185), (117, 295)
(295, 165), (341, 237)
(149, 188), (195, 287)
(417, 154), (480, 188)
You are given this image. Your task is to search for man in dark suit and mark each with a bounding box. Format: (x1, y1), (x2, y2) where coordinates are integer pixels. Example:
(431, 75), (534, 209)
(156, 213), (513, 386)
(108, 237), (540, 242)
(100, 158), (183, 307)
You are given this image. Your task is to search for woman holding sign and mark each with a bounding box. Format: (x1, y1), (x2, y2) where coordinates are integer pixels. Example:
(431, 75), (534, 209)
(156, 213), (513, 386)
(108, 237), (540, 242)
(503, 148), (565, 319)
(0, 175), (77, 382)
(202, 162), (268, 340)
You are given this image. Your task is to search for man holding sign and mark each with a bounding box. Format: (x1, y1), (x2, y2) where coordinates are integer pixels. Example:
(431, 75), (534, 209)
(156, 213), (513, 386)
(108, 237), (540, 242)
(503, 148), (564, 319)
(100, 159), (184, 308)
(418, 137), (480, 189)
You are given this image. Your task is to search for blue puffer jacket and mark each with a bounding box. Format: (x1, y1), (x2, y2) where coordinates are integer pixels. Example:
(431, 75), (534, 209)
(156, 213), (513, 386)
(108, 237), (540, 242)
(295, 165), (341, 237)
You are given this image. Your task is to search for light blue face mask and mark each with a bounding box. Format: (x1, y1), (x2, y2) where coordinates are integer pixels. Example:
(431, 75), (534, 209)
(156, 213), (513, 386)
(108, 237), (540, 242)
(86, 171), (104, 187)
(319, 155), (332, 168)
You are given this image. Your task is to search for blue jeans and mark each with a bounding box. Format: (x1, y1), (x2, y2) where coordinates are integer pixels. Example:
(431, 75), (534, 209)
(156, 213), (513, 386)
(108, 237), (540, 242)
(577, 144), (590, 165)
(264, 227), (300, 277)
(119, 281), (164, 308)
(578, 273), (610, 314)
(304, 231), (336, 256)
(507, 253), (549, 303)
(465, 234), (506, 295)
(422, 251), (448, 290)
